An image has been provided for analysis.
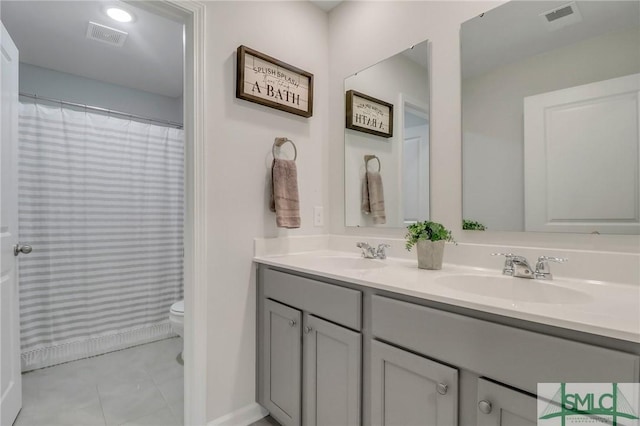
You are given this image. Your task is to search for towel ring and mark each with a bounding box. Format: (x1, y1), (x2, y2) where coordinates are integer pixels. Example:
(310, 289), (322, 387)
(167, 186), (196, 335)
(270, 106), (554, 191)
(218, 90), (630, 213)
(273, 137), (297, 161)
(364, 155), (381, 172)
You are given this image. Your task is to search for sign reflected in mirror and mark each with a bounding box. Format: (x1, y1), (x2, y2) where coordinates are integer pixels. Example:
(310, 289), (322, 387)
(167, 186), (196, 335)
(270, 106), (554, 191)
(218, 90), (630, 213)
(345, 41), (430, 228)
(461, 1), (640, 234)
(346, 90), (394, 138)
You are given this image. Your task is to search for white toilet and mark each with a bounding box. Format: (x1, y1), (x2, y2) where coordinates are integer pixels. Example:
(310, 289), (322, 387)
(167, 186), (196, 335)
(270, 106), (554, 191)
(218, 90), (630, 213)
(169, 300), (184, 338)
(169, 300), (184, 364)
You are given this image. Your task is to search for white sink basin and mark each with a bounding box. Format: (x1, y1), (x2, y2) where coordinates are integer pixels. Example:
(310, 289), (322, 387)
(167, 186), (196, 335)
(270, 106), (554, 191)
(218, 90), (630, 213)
(435, 274), (592, 304)
(315, 255), (387, 270)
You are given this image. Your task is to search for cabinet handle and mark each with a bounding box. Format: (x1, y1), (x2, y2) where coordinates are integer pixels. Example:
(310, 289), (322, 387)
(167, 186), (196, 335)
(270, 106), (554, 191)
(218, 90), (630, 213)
(289, 319), (297, 327)
(436, 383), (448, 395)
(304, 326), (313, 334)
(478, 400), (492, 414)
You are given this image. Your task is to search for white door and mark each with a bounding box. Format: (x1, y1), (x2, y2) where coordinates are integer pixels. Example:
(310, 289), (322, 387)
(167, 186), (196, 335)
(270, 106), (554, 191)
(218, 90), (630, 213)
(0, 22), (22, 426)
(403, 124), (429, 223)
(524, 73), (640, 234)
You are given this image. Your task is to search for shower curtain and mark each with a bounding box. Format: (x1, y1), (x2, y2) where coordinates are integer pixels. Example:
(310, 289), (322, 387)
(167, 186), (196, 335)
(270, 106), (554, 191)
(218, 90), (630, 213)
(17, 102), (184, 370)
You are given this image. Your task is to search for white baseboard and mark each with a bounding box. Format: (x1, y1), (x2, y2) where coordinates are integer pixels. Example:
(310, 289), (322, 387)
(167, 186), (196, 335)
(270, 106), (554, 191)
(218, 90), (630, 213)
(207, 402), (268, 426)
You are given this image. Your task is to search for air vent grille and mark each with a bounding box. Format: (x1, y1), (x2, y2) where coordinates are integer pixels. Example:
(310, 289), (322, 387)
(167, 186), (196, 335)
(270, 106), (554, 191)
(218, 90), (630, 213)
(86, 21), (128, 47)
(545, 5), (574, 22)
(539, 2), (583, 31)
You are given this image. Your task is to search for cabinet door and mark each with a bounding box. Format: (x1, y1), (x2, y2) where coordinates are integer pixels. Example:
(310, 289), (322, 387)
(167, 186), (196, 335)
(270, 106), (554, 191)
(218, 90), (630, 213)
(371, 340), (458, 426)
(477, 378), (537, 426)
(263, 299), (302, 426)
(303, 314), (361, 426)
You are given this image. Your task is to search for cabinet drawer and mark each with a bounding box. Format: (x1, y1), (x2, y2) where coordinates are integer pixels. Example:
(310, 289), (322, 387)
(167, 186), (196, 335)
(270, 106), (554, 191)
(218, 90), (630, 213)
(262, 268), (362, 330)
(372, 295), (639, 394)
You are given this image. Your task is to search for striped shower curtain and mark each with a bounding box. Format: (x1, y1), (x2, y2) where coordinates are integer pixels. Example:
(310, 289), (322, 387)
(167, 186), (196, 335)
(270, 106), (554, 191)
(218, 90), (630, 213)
(17, 102), (184, 370)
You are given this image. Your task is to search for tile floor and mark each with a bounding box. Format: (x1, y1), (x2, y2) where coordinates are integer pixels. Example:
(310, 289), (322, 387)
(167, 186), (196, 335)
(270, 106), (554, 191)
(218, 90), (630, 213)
(249, 416), (280, 426)
(14, 337), (184, 426)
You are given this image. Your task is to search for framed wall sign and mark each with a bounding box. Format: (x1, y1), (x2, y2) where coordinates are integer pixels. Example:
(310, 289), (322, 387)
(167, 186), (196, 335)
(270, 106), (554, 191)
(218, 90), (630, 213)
(346, 90), (393, 138)
(236, 45), (314, 118)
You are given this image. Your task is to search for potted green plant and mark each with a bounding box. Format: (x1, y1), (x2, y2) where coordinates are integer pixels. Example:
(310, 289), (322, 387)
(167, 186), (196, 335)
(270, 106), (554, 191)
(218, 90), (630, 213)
(462, 219), (487, 231)
(405, 221), (455, 270)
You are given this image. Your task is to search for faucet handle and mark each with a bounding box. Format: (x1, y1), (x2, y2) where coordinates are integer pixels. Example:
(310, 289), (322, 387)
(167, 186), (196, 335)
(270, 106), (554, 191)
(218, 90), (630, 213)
(491, 253), (514, 276)
(376, 244), (391, 259)
(534, 256), (568, 280)
(357, 242), (375, 258)
(491, 252), (514, 258)
(537, 255), (568, 263)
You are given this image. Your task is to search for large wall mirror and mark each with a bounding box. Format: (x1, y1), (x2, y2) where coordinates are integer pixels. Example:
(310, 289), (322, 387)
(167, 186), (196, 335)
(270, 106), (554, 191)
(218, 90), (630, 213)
(462, 1), (640, 234)
(345, 41), (430, 228)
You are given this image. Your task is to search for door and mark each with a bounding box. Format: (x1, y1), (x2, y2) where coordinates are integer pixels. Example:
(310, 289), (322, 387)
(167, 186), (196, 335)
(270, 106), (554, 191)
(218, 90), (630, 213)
(524, 73), (640, 234)
(0, 22), (22, 426)
(476, 378), (537, 426)
(262, 299), (302, 426)
(371, 340), (458, 426)
(303, 314), (361, 426)
(398, 94), (430, 225)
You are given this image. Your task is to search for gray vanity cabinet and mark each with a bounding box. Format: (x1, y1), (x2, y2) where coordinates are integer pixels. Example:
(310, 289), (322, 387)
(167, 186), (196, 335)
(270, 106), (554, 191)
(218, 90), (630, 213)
(257, 265), (640, 426)
(258, 267), (363, 426)
(476, 379), (537, 426)
(371, 340), (458, 426)
(262, 299), (303, 426)
(303, 314), (361, 426)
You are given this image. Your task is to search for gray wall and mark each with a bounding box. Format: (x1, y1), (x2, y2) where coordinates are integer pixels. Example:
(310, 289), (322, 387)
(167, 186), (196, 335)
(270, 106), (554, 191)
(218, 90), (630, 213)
(19, 63), (183, 124)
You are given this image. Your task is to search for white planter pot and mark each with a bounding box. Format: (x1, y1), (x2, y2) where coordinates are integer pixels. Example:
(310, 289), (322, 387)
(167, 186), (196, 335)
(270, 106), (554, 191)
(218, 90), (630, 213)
(416, 240), (445, 270)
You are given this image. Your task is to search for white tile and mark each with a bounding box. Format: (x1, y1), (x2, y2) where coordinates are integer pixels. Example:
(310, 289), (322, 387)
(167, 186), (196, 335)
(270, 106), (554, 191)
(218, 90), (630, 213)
(21, 374), (100, 415)
(97, 378), (157, 403)
(100, 381), (167, 426)
(19, 339), (182, 426)
(131, 339), (183, 373)
(249, 416), (281, 426)
(119, 406), (180, 426)
(168, 399), (184, 425)
(156, 376), (183, 405)
(148, 359), (183, 385)
(80, 352), (153, 385)
(14, 400), (105, 426)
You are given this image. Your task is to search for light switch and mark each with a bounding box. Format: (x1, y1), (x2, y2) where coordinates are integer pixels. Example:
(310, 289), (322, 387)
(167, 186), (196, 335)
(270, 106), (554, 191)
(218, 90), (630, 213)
(314, 206), (323, 227)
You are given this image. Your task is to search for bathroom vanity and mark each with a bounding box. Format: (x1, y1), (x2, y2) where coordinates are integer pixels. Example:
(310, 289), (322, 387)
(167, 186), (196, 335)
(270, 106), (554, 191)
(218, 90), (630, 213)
(254, 252), (640, 426)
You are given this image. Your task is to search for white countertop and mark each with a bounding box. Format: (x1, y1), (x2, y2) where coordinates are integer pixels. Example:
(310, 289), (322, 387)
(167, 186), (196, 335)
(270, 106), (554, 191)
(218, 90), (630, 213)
(254, 250), (640, 343)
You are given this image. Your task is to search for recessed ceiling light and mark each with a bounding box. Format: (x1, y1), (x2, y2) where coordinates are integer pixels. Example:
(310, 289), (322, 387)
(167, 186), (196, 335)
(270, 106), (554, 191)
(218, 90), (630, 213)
(106, 8), (133, 23)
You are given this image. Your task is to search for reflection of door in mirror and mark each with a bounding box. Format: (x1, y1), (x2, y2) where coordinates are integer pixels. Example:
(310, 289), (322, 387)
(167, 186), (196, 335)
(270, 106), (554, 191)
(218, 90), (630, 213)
(401, 100), (429, 225)
(461, 1), (640, 235)
(524, 74), (640, 234)
(344, 41), (430, 228)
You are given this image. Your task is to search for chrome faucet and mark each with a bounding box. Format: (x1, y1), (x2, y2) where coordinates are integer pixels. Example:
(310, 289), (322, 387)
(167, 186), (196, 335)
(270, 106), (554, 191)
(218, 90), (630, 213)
(492, 253), (568, 280)
(491, 253), (515, 276)
(511, 256), (534, 279)
(534, 256), (568, 280)
(357, 242), (390, 259)
(376, 244), (391, 259)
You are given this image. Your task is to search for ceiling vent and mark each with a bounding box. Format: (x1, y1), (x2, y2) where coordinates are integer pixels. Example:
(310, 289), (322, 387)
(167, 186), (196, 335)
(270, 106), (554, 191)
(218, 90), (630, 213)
(86, 21), (128, 47)
(539, 2), (583, 31)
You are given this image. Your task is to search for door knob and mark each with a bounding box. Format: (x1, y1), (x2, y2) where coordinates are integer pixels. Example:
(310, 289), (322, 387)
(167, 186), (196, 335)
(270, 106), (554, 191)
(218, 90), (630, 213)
(304, 326), (313, 334)
(14, 244), (32, 256)
(288, 319), (297, 327)
(478, 400), (492, 414)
